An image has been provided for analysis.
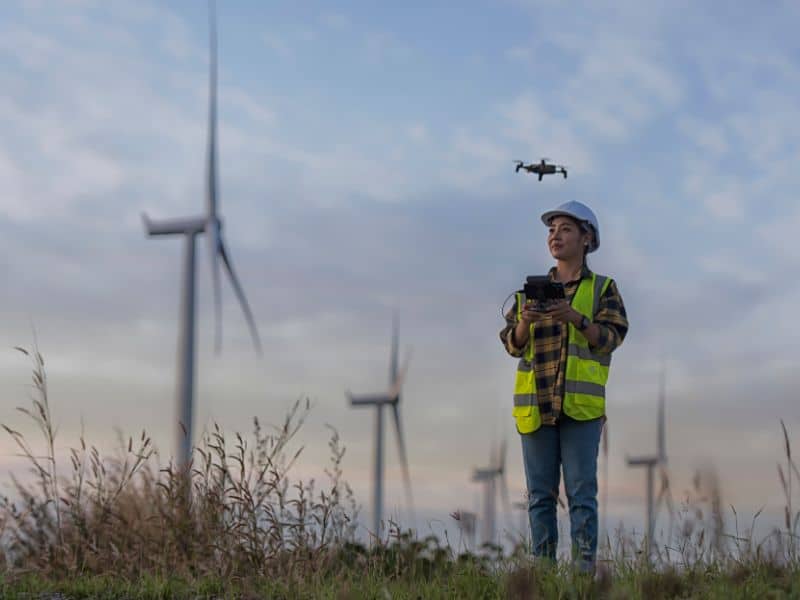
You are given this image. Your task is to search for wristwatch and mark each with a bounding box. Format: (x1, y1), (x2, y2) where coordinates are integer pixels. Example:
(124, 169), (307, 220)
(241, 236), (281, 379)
(577, 316), (591, 331)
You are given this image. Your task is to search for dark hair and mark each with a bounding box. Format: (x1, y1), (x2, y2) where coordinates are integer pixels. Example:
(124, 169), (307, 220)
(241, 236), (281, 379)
(575, 218), (593, 267)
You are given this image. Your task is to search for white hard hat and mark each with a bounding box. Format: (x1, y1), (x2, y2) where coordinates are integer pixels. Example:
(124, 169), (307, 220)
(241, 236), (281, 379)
(540, 200), (600, 253)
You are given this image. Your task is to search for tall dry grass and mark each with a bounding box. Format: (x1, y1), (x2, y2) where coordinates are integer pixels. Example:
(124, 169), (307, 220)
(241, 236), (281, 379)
(593, 421), (800, 575)
(0, 345), (361, 581)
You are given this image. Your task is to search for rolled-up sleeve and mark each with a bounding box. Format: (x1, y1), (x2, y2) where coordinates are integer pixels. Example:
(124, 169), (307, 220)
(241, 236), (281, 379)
(590, 279), (628, 354)
(499, 301), (529, 358)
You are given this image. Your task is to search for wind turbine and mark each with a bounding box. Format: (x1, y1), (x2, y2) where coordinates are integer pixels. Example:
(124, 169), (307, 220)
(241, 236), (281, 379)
(346, 316), (414, 537)
(142, 1), (261, 473)
(512, 500), (529, 546)
(625, 370), (670, 554)
(454, 509), (478, 552)
(600, 419), (609, 552)
(471, 440), (512, 547)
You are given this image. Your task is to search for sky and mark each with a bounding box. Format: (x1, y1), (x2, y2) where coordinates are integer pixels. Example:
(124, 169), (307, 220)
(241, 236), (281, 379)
(1, 0), (800, 552)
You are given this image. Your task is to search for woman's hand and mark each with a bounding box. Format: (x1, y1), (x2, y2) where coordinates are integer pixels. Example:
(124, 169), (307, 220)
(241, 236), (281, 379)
(513, 302), (548, 349)
(545, 300), (582, 326)
(519, 302), (548, 325)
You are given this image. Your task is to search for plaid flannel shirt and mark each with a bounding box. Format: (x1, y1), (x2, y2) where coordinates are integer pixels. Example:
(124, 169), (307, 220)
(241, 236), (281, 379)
(499, 265), (628, 426)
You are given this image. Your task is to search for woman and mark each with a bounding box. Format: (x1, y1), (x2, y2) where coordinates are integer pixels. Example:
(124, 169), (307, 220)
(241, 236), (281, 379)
(499, 200), (628, 573)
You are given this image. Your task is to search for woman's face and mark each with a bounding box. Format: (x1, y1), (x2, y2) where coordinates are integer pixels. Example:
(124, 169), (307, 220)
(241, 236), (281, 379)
(547, 216), (590, 261)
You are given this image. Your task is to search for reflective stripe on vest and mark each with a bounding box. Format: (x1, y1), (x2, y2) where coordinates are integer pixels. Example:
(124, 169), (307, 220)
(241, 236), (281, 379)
(512, 272), (613, 434)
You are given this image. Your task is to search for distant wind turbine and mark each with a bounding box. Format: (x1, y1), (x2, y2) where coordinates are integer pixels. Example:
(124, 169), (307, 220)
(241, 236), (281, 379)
(600, 419), (609, 549)
(512, 499), (528, 545)
(626, 369), (671, 553)
(471, 440), (512, 547)
(142, 0), (262, 473)
(346, 315), (414, 537)
(454, 509), (478, 552)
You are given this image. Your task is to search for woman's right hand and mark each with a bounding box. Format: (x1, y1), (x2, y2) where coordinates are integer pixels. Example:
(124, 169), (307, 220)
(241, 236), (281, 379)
(513, 302), (547, 349)
(519, 302), (548, 325)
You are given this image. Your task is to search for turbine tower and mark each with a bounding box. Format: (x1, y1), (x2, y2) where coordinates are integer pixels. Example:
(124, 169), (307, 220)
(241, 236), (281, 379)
(142, 1), (261, 473)
(346, 316), (414, 537)
(600, 420), (609, 551)
(512, 500), (528, 545)
(454, 509), (477, 552)
(626, 370), (669, 553)
(471, 440), (512, 547)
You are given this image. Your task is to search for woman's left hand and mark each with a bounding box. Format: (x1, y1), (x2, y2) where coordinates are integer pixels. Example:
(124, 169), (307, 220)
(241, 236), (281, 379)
(545, 300), (581, 326)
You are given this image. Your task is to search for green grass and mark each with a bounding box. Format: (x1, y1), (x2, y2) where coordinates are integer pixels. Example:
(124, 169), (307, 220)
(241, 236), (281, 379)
(0, 560), (799, 599)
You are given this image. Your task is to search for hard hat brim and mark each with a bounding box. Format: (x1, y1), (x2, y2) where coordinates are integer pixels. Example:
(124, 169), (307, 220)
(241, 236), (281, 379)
(541, 209), (585, 227)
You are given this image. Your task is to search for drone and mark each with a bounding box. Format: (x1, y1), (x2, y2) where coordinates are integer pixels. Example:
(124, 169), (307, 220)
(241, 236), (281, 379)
(514, 158), (567, 181)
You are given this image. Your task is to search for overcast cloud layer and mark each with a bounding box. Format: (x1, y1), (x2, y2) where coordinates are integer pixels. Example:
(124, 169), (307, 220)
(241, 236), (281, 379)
(1, 0), (799, 547)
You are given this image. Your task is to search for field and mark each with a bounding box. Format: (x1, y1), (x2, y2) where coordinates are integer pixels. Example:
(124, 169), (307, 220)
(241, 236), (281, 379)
(1, 347), (799, 599)
(0, 560), (798, 599)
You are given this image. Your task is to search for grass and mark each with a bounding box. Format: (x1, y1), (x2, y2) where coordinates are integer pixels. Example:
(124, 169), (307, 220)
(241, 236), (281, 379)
(0, 557), (798, 598)
(1, 344), (800, 598)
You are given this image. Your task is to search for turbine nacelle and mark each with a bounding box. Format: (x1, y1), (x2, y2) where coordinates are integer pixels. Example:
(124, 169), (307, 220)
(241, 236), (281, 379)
(346, 393), (398, 407)
(471, 468), (500, 482)
(142, 213), (207, 236)
(626, 455), (659, 467)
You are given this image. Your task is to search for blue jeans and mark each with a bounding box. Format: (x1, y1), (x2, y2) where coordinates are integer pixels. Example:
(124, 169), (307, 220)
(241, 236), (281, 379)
(520, 414), (604, 572)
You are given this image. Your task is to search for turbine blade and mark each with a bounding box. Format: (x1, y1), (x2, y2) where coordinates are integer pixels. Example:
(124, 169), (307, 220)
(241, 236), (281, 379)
(390, 312), (399, 385)
(655, 464), (673, 516)
(387, 348), (412, 401)
(658, 368), (666, 464)
(218, 238), (262, 354)
(499, 465), (512, 521)
(489, 440), (499, 472)
(391, 403), (414, 521)
(207, 221), (222, 353)
(206, 0), (218, 220)
(495, 439), (512, 528)
(205, 1), (222, 353)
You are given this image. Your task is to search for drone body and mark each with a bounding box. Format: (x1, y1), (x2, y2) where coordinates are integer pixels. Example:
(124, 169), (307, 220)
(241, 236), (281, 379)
(514, 158), (568, 181)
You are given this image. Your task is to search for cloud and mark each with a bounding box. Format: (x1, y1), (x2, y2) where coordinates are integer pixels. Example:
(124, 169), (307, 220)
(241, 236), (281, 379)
(363, 30), (413, 65)
(498, 92), (593, 173)
(407, 123), (428, 142)
(320, 13), (351, 31)
(505, 1), (686, 142)
(678, 117), (729, 156)
(262, 25), (317, 58)
(702, 190), (746, 221)
(754, 208), (800, 266)
(561, 40), (685, 141)
(262, 32), (292, 58)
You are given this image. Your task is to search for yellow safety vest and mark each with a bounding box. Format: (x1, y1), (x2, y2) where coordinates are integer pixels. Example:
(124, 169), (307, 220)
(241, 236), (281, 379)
(512, 273), (612, 434)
